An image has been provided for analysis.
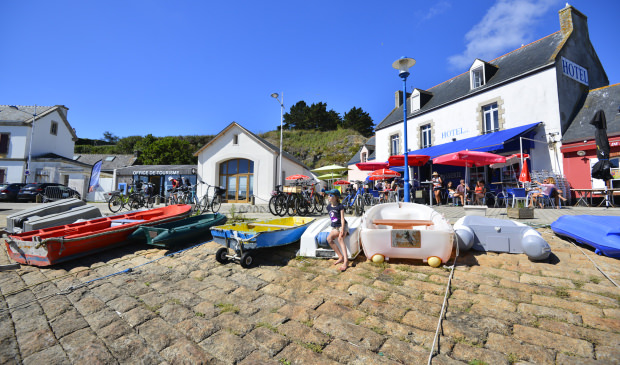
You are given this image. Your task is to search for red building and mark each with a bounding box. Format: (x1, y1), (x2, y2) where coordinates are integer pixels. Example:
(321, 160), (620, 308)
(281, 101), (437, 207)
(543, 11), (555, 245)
(561, 83), (620, 190)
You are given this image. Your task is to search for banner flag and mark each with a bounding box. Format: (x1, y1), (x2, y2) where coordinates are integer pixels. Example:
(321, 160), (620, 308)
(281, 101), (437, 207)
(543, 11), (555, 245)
(88, 160), (103, 193)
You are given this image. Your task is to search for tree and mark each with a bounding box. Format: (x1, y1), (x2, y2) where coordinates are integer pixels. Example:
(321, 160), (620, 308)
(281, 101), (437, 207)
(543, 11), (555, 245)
(343, 107), (374, 137)
(139, 137), (195, 165)
(307, 102), (341, 131)
(102, 131), (120, 143)
(115, 135), (144, 154)
(283, 101), (309, 130)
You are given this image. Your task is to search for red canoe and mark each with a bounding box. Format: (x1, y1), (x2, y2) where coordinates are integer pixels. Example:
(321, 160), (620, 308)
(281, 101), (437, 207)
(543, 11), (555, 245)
(4, 204), (192, 266)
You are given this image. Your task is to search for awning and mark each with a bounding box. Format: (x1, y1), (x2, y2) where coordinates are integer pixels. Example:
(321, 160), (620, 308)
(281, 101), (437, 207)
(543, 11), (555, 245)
(410, 122), (541, 158)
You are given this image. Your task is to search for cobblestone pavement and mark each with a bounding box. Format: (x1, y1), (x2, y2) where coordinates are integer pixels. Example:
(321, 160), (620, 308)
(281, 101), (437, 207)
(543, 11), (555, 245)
(1, 204), (620, 364)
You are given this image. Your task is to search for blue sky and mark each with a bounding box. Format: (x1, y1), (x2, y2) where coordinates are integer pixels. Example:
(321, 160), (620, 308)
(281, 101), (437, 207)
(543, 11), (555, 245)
(1, 0), (618, 140)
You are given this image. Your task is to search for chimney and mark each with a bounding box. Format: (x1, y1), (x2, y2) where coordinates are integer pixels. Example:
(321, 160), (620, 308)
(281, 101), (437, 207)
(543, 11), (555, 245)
(559, 4), (589, 39)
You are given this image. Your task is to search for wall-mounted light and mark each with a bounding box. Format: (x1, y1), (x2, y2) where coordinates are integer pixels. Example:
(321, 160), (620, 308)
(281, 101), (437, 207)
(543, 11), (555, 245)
(577, 150), (586, 156)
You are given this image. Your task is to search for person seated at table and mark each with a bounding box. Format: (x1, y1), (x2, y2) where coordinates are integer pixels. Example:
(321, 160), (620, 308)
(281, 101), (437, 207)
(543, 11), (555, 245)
(431, 172), (443, 205)
(474, 180), (486, 205)
(547, 177), (568, 207)
(530, 177), (566, 208)
(454, 179), (469, 206)
(446, 181), (456, 204)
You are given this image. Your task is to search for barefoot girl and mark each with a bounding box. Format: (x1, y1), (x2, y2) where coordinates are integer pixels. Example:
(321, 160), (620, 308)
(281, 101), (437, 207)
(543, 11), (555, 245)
(326, 189), (349, 272)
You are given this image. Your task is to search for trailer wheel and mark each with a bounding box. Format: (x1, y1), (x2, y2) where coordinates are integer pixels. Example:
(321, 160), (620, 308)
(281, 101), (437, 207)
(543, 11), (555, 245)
(240, 252), (254, 268)
(215, 248), (229, 264)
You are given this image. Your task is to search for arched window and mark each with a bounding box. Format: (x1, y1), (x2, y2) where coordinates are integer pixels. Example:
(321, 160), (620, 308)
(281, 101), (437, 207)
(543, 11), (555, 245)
(219, 159), (254, 203)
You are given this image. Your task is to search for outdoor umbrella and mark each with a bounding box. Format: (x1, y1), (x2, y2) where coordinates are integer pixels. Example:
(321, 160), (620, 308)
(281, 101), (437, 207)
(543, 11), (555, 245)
(311, 164), (348, 174)
(356, 162), (388, 171)
(490, 153), (530, 169)
(518, 158), (531, 184)
(433, 150), (506, 205)
(333, 180), (351, 185)
(590, 110), (613, 181)
(285, 174), (310, 181)
(316, 173), (344, 181)
(387, 154), (430, 167)
(368, 168), (401, 181)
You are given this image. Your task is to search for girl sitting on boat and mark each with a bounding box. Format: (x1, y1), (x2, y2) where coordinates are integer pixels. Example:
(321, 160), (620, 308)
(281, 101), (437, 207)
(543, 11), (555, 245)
(326, 189), (349, 272)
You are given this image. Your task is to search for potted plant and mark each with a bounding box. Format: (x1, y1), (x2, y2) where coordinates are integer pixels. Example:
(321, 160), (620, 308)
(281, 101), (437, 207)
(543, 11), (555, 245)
(506, 200), (534, 219)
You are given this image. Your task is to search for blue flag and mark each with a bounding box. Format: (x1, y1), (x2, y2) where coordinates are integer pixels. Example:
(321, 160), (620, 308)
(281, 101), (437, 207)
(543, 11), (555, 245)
(88, 160), (103, 193)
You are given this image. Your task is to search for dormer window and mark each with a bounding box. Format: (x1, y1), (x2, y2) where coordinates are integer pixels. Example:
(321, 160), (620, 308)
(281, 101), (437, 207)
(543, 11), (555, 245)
(361, 152), (367, 163)
(471, 67), (484, 88)
(410, 94), (420, 112)
(469, 59), (498, 90)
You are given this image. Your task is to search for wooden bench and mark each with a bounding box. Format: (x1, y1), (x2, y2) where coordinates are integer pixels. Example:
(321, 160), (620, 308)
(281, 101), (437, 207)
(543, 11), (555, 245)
(372, 219), (434, 229)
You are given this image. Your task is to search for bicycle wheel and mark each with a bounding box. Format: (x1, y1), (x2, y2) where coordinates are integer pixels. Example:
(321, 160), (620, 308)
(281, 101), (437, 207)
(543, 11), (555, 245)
(108, 195), (123, 213)
(354, 198), (364, 216)
(127, 196), (142, 210)
(197, 196), (209, 213)
(269, 195), (278, 215)
(145, 195), (155, 209)
(287, 196), (298, 216)
(313, 194), (325, 214)
(275, 194), (287, 216)
(211, 195), (221, 213)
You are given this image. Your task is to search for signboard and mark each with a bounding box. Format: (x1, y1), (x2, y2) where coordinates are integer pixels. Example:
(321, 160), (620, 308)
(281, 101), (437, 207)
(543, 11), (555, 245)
(561, 57), (588, 86)
(391, 230), (421, 248)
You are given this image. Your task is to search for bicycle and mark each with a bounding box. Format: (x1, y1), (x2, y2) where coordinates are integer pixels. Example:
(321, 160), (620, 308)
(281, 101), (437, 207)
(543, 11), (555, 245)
(196, 181), (223, 213)
(341, 181), (366, 216)
(127, 183), (156, 210)
(268, 185), (285, 216)
(107, 187), (132, 213)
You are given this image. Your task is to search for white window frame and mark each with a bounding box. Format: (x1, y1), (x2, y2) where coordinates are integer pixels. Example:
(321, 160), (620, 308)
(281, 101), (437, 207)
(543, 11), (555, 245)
(390, 134), (400, 156)
(420, 124), (432, 148)
(482, 103), (499, 134)
(471, 67), (484, 89)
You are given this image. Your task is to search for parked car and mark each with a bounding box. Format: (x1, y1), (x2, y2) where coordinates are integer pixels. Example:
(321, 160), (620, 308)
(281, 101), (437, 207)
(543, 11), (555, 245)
(45, 185), (82, 201)
(0, 183), (27, 201)
(17, 183), (64, 202)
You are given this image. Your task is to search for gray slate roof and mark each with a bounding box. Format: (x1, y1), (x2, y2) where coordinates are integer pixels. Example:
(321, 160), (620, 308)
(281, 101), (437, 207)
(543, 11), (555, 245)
(74, 154), (138, 172)
(35, 153), (92, 167)
(0, 105), (56, 121)
(348, 136), (376, 165)
(376, 32), (564, 131)
(562, 83), (620, 143)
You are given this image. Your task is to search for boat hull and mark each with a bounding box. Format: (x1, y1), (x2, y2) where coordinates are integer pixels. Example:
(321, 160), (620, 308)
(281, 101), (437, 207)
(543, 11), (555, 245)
(360, 202), (454, 264)
(130, 213), (227, 248)
(551, 215), (620, 258)
(210, 217), (314, 251)
(5, 205), (192, 266)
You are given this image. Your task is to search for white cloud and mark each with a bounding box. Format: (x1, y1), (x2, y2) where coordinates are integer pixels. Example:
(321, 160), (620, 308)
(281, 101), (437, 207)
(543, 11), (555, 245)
(448, 0), (559, 70)
(423, 1), (452, 21)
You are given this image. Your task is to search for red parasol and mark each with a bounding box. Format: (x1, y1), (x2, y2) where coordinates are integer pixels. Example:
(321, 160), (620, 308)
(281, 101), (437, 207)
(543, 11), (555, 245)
(388, 154), (430, 167)
(432, 150), (506, 167)
(356, 162), (388, 171)
(368, 168), (401, 181)
(490, 153), (530, 169)
(518, 158), (531, 183)
(285, 174), (310, 181)
(333, 180), (351, 185)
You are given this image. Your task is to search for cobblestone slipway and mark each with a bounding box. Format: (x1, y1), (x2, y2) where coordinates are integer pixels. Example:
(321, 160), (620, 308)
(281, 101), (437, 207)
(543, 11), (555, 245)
(0, 206), (619, 364)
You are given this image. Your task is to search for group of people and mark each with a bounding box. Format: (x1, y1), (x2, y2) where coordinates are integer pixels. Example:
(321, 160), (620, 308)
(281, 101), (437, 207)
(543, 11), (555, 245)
(432, 172), (486, 206)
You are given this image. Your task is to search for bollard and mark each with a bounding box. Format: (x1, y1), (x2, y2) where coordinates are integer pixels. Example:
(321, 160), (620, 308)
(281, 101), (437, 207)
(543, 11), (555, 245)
(35, 194), (42, 203)
(155, 196), (160, 205)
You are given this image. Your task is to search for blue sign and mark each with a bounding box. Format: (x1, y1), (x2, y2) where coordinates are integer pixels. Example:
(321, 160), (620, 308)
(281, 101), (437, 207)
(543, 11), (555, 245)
(561, 57), (588, 86)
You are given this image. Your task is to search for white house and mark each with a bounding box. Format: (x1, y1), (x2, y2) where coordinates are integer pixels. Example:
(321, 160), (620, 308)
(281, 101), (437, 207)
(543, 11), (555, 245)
(375, 5), (608, 185)
(0, 105), (91, 194)
(194, 122), (314, 204)
(347, 136), (376, 182)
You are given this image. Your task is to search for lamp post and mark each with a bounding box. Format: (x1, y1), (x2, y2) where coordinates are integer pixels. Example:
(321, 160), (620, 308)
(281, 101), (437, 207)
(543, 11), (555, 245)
(392, 57), (416, 202)
(271, 92), (284, 186)
(9, 105), (37, 183)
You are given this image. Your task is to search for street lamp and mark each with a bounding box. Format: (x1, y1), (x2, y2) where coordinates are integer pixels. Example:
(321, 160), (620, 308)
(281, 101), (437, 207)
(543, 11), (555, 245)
(9, 105), (37, 183)
(392, 57), (416, 202)
(271, 92), (284, 186)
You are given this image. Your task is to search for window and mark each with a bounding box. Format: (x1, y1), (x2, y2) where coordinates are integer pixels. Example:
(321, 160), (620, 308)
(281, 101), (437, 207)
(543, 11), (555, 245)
(105, 156), (115, 161)
(0, 169), (5, 183)
(361, 152), (367, 163)
(50, 121), (58, 136)
(471, 67), (484, 88)
(411, 94), (420, 111)
(233, 134), (238, 145)
(0, 133), (9, 155)
(390, 134), (400, 156)
(420, 124), (432, 148)
(482, 103), (499, 134)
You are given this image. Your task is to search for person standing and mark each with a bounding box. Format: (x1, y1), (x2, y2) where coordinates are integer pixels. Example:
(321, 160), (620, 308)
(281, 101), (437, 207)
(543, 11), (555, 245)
(431, 172), (443, 205)
(325, 189), (349, 272)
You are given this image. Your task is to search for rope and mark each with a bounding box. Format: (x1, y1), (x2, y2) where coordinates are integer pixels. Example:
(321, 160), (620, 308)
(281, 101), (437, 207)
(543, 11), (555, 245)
(566, 239), (620, 288)
(428, 230), (459, 365)
(0, 240), (209, 315)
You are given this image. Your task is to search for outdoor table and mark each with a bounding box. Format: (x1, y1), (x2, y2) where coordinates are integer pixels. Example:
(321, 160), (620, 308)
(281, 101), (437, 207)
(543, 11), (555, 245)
(420, 181), (434, 207)
(572, 188), (607, 207)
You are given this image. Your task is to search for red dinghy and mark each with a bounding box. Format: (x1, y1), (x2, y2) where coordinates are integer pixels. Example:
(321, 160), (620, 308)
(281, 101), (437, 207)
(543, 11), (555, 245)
(4, 204), (192, 266)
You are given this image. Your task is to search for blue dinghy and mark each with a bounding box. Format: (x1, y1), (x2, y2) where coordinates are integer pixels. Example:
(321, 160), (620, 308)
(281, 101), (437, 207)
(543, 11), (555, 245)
(551, 215), (620, 258)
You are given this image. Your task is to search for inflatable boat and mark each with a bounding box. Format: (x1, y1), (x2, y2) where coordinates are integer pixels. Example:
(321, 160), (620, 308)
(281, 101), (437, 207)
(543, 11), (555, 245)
(298, 217), (361, 259)
(551, 215), (620, 258)
(359, 202), (454, 266)
(454, 216), (550, 260)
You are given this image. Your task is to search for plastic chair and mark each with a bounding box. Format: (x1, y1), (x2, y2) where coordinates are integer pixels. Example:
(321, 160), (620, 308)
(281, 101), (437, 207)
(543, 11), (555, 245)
(506, 188), (527, 207)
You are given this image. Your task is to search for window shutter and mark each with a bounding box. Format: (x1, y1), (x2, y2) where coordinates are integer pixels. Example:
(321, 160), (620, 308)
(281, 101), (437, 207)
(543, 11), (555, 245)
(0, 134), (9, 154)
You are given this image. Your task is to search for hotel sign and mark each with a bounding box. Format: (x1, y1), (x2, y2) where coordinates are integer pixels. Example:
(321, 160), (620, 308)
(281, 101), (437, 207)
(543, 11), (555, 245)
(561, 57), (588, 86)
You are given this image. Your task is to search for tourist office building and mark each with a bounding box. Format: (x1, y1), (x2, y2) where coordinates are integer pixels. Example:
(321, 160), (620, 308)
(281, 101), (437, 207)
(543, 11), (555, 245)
(374, 5), (612, 192)
(194, 122), (314, 204)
